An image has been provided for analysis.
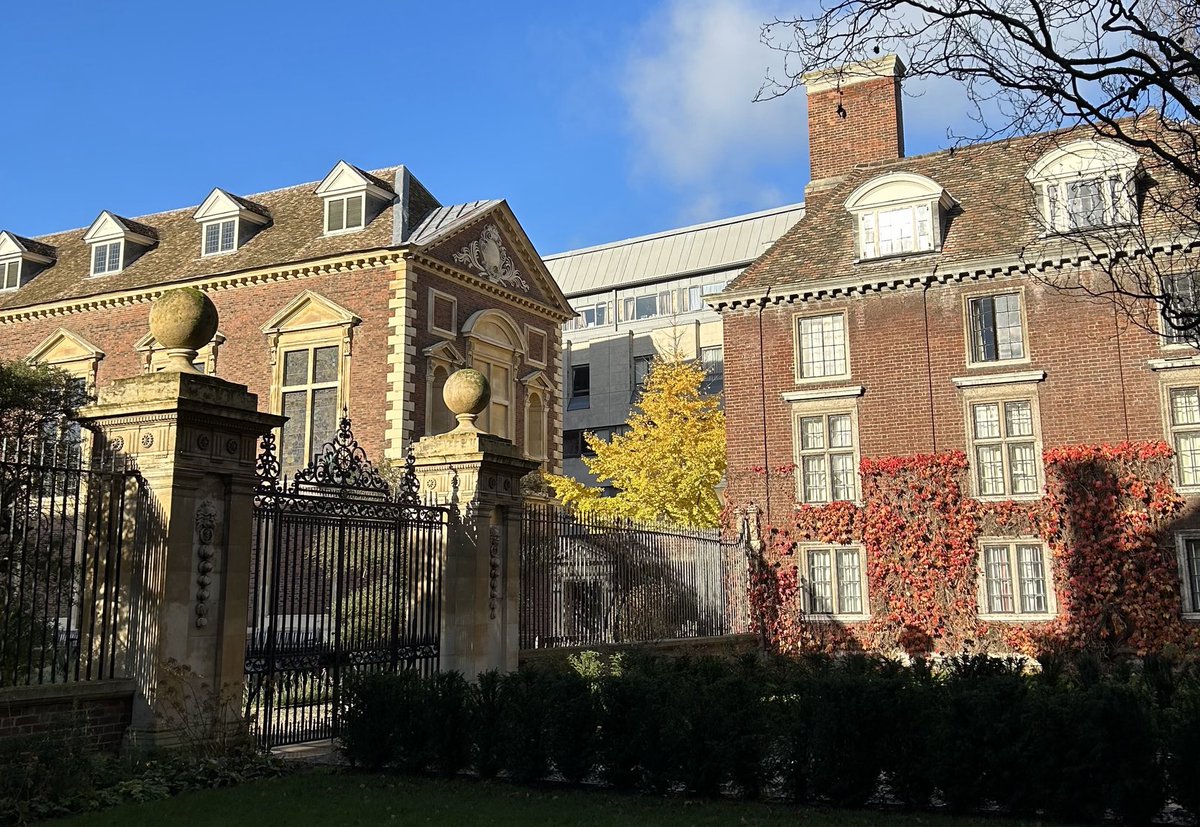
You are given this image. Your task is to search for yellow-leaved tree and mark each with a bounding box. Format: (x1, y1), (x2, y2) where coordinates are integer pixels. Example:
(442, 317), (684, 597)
(547, 357), (725, 528)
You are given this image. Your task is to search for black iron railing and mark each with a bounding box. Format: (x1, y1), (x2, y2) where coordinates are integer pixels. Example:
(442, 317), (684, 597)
(0, 437), (143, 687)
(519, 504), (750, 649)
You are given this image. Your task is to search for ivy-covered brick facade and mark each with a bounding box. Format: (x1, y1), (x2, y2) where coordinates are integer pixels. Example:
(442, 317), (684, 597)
(717, 56), (1200, 655)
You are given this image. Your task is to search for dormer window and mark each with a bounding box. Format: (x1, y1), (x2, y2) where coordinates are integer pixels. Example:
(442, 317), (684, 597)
(325, 194), (364, 234)
(314, 161), (394, 237)
(845, 172), (956, 261)
(92, 241), (122, 275)
(0, 231), (56, 290)
(193, 188), (270, 257)
(82, 211), (157, 277)
(1027, 139), (1140, 234)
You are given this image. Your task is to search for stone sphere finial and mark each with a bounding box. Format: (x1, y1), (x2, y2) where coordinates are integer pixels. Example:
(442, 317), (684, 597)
(443, 368), (491, 433)
(149, 288), (218, 374)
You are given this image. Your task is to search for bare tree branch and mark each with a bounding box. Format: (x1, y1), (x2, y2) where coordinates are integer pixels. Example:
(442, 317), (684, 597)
(758, 0), (1200, 339)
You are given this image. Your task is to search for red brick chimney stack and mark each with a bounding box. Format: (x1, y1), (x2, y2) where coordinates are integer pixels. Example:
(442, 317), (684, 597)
(804, 55), (906, 184)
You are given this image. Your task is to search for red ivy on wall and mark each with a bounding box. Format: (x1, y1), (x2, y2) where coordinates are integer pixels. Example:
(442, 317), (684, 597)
(741, 442), (1199, 657)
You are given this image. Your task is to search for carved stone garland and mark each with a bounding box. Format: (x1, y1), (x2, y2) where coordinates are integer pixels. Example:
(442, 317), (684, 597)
(453, 224), (530, 292)
(194, 497), (217, 628)
(488, 524), (502, 620)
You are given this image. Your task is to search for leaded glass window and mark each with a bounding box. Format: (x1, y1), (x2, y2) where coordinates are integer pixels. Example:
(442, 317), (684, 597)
(1182, 537), (1200, 613)
(1170, 386), (1200, 487)
(971, 400), (1039, 497)
(203, 219), (237, 255)
(278, 344), (341, 475)
(858, 202), (935, 259)
(802, 546), (866, 617)
(1162, 273), (1200, 346)
(969, 293), (1025, 363)
(796, 314), (848, 379)
(981, 541), (1052, 617)
(91, 241), (122, 275)
(796, 412), (856, 504)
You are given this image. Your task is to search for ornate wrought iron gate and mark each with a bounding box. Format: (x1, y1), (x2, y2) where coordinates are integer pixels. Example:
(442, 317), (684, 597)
(244, 419), (447, 747)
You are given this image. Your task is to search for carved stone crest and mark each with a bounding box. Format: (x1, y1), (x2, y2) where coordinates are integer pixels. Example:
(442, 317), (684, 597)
(453, 224), (529, 292)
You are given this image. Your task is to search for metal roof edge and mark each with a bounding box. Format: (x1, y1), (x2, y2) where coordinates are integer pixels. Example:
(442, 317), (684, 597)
(543, 201), (806, 261)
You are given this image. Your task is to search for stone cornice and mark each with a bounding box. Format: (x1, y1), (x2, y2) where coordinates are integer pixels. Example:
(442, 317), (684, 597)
(714, 238), (1200, 311)
(409, 252), (575, 322)
(0, 248), (408, 324)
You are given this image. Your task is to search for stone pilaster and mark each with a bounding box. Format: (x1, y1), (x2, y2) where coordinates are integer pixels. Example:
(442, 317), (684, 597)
(410, 429), (537, 677)
(79, 371), (282, 746)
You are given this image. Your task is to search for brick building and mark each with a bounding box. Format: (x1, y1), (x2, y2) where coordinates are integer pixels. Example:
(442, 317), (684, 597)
(715, 56), (1200, 652)
(0, 162), (573, 474)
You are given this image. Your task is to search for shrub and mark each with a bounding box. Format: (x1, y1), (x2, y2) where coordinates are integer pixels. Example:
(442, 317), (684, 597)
(339, 670), (428, 771)
(1166, 669), (1200, 821)
(497, 669), (552, 783)
(426, 672), (473, 778)
(471, 670), (504, 779)
(543, 669), (599, 784)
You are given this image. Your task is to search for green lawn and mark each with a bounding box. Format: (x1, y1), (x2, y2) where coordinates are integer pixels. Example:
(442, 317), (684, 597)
(56, 770), (1046, 827)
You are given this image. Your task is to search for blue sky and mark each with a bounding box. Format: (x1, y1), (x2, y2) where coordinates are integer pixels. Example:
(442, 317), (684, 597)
(0, 1), (965, 256)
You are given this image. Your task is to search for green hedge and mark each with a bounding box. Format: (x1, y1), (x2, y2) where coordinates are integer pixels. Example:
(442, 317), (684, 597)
(338, 653), (1200, 824)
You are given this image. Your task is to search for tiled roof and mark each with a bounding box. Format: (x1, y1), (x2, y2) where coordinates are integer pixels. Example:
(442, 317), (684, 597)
(226, 192), (272, 219)
(7, 233), (57, 259)
(543, 203), (805, 297)
(0, 166), (419, 311)
(727, 123), (1190, 301)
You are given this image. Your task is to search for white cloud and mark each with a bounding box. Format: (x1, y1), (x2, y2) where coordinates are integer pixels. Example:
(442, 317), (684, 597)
(620, 0), (806, 221)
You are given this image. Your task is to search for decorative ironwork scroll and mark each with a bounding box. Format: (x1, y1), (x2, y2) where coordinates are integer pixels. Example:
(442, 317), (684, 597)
(293, 416), (390, 497)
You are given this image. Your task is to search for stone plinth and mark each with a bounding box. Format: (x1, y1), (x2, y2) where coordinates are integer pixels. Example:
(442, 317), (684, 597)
(411, 430), (538, 677)
(79, 371), (283, 747)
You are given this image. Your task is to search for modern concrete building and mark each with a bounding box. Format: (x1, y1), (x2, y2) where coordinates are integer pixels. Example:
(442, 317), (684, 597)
(544, 204), (804, 486)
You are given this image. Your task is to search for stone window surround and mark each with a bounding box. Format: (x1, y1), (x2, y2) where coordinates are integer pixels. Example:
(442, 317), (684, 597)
(462, 309), (527, 443)
(428, 287), (458, 339)
(1157, 365), (1200, 494)
(792, 308), (851, 385)
(1173, 531), (1200, 620)
(975, 536), (1058, 622)
(796, 542), (871, 622)
(961, 285), (1032, 369)
(959, 377), (1046, 501)
(782, 385), (864, 507)
(261, 292), (359, 437)
(26, 328), (105, 393)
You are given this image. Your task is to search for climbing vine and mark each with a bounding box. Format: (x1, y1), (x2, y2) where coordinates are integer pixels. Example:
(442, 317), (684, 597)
(741, 442), (1198, 657)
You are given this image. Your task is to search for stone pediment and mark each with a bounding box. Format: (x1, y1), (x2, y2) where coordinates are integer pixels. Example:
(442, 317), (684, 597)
(261, 290), (360, 335)
(28, 328), (104, 364)
(417, 205), (572, 317)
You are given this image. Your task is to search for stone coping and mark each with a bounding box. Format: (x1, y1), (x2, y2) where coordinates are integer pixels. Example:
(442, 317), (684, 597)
(0, 678), (136, 707)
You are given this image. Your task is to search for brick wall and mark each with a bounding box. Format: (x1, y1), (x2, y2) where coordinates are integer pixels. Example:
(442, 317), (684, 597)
(410, 264), (562, 465)
(0, 681), (134, 751)
(723, 270), (1180, 522)
(807, 73), (904, 182)
(0, 266), (397, 459)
